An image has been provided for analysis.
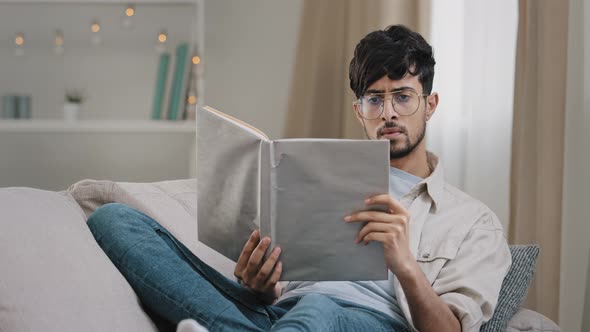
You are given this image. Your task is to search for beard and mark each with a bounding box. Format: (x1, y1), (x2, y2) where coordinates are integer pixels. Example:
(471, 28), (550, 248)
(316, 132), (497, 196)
(376, 120), (427, 160)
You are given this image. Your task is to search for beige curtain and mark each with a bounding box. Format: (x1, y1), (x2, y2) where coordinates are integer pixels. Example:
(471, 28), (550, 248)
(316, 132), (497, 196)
(283, 0), (430, 139)
(509, 0), (570, 323)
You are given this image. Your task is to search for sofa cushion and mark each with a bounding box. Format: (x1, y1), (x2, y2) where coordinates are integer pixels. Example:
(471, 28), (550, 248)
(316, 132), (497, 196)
(506, 308), (560, 332)
(481, 245), (540, 332)
(0, 188), (157, 332)
(67, 178), (235, 278)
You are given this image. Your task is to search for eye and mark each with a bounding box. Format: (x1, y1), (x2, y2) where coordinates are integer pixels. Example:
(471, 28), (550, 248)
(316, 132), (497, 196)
(365, 96), (383, 105)
(394, 93), (411, 103)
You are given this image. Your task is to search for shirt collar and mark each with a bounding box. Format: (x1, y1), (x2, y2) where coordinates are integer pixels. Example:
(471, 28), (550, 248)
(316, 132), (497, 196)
(423, 151), (445, 212)
(404, 151), (444, 212)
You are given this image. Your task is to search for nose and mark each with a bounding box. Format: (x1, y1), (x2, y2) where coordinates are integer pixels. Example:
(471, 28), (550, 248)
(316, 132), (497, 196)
(381, 97), (399, 120)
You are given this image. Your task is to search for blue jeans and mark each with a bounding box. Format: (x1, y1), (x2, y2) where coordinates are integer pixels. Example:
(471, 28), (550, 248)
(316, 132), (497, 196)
(87, 203), (409, 332)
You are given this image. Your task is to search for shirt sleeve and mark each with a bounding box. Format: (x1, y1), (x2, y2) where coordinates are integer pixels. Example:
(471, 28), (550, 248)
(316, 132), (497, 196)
(433, 212), (512, 332)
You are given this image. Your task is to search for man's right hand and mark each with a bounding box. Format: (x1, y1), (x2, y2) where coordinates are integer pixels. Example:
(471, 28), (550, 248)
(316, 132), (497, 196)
(233, 230), (283, 303)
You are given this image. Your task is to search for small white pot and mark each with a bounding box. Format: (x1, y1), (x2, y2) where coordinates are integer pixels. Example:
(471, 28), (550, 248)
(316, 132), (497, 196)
(63, 102), (81, 121)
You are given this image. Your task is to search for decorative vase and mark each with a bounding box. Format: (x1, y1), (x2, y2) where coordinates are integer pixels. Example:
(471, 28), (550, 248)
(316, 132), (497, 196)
(63, 102), (81, 121)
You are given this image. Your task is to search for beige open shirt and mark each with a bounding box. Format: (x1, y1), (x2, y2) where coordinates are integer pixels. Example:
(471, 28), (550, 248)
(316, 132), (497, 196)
(396, 152), (512, 332)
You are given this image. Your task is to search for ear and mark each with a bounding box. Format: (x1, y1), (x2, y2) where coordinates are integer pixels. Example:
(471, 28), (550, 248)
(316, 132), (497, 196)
(425, 92), (439, 121)
(353, 102), (364, 125)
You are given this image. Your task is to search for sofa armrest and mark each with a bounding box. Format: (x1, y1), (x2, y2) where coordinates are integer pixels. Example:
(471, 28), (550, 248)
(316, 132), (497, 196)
(507, 308), (560, 332)
(0, 187), (157, 331)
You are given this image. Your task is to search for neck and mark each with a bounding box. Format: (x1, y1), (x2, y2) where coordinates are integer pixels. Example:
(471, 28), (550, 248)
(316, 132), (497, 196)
(389, 143), (431, 179)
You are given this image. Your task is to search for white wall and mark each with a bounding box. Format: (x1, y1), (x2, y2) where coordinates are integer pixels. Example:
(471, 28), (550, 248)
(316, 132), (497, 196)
(428, 0), (518, 230)
(559, 0), (589, 329)
(203, 0), (303, 140)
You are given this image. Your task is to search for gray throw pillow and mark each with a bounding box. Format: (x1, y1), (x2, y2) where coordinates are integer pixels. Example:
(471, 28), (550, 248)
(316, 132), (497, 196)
(480, 245), (540, 332)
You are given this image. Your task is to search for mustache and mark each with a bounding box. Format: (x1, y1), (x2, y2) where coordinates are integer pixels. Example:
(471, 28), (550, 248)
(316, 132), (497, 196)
(377, 122), (407, 137)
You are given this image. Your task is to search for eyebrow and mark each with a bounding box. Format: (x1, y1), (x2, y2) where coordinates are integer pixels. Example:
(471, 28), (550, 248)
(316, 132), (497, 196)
(365, 86), (416, 94)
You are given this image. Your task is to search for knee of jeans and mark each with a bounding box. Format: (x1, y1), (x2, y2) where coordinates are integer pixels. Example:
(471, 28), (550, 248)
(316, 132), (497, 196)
(273, 294), (339, 330)
(87, 203), (135, 236)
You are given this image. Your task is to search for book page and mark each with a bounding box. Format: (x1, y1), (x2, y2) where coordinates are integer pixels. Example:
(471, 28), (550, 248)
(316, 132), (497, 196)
(197, 106), (266, 261)
(270, 138), (390, 281)
(202, 106), (268, 140)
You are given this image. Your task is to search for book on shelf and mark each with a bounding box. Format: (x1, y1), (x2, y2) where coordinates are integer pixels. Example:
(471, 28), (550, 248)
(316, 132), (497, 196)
(197, 106), (390, 281)
(17, 96), (31, 119)
(166, 43), (193, 120)
(1, 95), (31, 119)
(2, 95), (17, 119)
(151, 53), (170, 120)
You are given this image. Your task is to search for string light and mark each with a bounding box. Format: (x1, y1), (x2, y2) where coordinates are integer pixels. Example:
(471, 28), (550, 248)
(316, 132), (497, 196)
(125, 5), (135, 17)
(55, 31), (64, 46)
(91, 21), (101, 33)
(158, 31), (167, 43)
(192, 55), (201, 65)
(14, 32), (24, 56)
(91, 20), (102, 45)
(15, 33), (24, 46)
(54, 30), (64, 55)
(122, 4), (135, 29)
(155, 30), (167, 53)
(187, 95), (197, 105)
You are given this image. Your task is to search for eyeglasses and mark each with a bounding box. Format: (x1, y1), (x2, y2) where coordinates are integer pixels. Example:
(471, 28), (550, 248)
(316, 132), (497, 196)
(354, 89), (429, 120)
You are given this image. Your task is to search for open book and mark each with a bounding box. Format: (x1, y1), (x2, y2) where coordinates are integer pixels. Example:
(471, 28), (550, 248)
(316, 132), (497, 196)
(197, 106), (390, 281)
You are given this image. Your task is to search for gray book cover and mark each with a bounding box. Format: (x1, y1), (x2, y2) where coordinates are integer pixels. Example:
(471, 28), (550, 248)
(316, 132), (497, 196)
(197, 106), (389, 281)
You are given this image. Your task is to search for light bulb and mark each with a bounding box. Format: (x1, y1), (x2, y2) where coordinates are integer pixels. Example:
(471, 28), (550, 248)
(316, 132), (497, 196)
(125, 5), (135, 17)
(155, 30), (167, 53)
(158, 32), (167, 43)
(91, 20), (102, 45)
(192, 56), (201, 65)
(91, 21), (101, 33)
(55, 30), (64, 46)
(54, 30), (64, 55)
(14, 32), (24, 56)
(188, 95), (197, 105)
(122, 4), (135, 29)
(15, 33), (24, 46)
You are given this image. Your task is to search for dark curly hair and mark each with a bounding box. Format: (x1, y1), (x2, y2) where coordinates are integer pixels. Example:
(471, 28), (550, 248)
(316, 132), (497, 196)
(349, 25), (436, 99)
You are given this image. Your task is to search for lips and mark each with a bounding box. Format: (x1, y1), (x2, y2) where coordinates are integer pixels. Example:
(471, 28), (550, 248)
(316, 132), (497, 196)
(378, 126), (405, 139)
(381, 128), (402, 135)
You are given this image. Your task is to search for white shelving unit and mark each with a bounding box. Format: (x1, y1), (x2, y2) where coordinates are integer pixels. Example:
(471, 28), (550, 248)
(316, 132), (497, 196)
(0, 0), (202, 191)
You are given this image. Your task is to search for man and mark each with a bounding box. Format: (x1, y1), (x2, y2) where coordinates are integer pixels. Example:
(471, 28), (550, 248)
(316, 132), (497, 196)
(88, 25), (511, 332)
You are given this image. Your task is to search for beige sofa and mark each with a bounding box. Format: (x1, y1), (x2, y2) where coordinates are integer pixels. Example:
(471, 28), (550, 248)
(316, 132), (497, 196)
(0, 179), (560, 331)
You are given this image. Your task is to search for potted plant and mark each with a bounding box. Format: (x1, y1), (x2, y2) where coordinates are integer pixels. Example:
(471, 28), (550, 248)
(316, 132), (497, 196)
(63, 89), (85, 121)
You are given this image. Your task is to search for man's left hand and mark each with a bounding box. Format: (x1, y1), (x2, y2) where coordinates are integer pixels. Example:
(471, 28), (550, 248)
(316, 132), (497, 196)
(345, 193), (416, 277)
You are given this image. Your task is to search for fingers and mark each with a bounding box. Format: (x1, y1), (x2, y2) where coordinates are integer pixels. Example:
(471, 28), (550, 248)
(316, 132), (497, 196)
(344, 193), (410, 224)
(365, 193), (408, 215)
(360, 232), (390, 246)
(343, 194), (410, 248)
(251, 246), (282, 289)
(232, 230), (283, 303)
(234, 230), (260, 279)
(245, 236), (271, 281)
(345, 210), (398, 223)
(356, 222), (390, 244)
(356, 220), (407, 244)
(263, 261), (283, 293)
